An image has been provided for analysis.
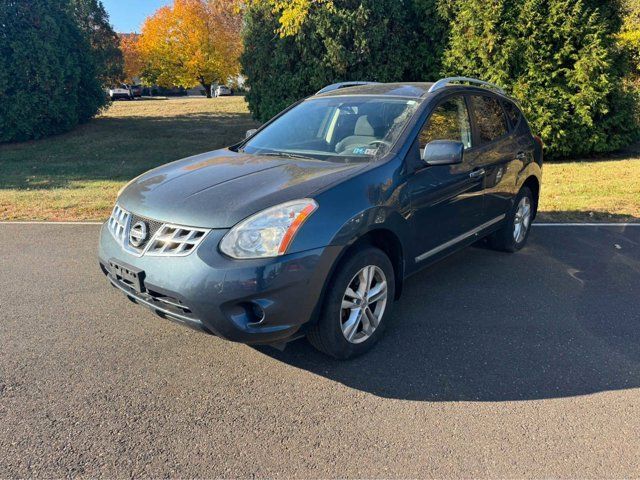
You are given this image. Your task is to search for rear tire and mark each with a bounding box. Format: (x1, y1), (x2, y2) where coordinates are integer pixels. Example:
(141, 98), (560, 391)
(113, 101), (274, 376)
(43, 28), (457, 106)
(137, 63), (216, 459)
(307, 246), (395, 359)
(488, 186), (534, 252)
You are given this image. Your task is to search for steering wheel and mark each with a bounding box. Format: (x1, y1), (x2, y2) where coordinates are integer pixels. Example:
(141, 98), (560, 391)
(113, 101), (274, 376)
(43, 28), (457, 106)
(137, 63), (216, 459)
(367, 140), (392, 148)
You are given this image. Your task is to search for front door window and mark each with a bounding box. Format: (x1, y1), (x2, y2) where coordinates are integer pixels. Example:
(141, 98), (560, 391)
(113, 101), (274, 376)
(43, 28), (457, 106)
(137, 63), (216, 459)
(419, 96), (473, 157)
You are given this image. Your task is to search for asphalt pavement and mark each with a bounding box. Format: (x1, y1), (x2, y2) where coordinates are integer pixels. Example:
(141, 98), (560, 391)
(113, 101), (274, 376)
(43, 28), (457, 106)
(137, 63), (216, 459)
(0, 224), (639, 478)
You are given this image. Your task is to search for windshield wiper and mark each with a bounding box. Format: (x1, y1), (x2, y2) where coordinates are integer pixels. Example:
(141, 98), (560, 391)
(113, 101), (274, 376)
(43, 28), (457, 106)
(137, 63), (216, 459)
(261, 151), (318, 161)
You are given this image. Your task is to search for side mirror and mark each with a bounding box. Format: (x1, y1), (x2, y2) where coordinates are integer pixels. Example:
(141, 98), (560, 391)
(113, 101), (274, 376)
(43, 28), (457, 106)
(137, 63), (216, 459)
(423, 140), (464, 166)
(245, 129), (257, 139)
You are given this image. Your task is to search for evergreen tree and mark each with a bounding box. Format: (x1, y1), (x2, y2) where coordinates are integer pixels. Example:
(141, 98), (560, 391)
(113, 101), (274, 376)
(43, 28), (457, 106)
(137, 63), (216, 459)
(311, 0), (412, 83)
(444, 0), (639, 158)
(620, 0), (640, 81)
(408, 0), (450, 80)
(68, 0), (124, 86)
(241, 0), (449, 122)
(241, 2), (313, 122)
(0, 0), (107, 142)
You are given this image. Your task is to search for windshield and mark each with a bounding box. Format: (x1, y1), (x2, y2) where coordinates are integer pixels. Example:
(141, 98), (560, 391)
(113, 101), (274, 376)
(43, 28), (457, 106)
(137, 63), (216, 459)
(241, 96), (420, 162)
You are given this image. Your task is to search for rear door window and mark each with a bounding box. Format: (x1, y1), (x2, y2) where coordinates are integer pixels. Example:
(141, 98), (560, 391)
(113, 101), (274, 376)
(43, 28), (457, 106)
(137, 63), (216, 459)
(470, 95), (509, 145)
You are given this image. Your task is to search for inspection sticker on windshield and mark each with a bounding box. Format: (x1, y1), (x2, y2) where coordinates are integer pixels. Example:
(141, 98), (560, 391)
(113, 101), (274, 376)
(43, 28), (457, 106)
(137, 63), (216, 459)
(352, 147), (378, 155)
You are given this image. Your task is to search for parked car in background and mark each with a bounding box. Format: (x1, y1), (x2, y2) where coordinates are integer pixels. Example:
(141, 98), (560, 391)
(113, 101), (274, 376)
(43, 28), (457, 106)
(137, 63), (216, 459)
(213, 85), (232, 97)
(99, 78), (543, 359)
(129, 85), (143, 98)
(108, 84), (132, 100)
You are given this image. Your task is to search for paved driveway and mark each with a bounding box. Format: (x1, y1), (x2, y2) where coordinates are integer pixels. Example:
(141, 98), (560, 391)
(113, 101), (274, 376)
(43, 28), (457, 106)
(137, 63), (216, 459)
(0, 224), (639, 477)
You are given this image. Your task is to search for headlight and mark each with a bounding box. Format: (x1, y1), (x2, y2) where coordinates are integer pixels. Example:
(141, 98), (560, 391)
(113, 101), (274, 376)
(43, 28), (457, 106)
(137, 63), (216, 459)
(219, 199), (318, 259)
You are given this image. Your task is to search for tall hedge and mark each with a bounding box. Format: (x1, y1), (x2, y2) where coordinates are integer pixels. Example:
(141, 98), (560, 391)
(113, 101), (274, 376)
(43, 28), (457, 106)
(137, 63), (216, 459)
(0, 0), (108, 143)
(444, 0), (639, 158)
(240, 3), (307, 123)
(241, 0), (448, 122)
(620, 0), (640, 81)
(242, 0), (639, 158)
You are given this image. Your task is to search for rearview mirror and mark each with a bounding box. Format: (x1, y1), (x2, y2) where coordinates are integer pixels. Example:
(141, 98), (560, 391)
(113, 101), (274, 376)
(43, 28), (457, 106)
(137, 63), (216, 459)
(245, 129), (257, 139)
(423, 140), (464, 166)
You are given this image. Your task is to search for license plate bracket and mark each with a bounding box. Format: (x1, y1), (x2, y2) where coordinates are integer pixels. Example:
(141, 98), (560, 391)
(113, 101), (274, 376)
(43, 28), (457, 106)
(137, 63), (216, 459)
(109, 259), (145, 293)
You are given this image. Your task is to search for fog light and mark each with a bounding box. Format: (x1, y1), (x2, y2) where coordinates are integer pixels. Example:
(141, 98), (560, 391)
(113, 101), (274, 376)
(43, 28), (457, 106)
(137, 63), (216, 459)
(248, 302), (266, 326)
(225, 301), (268, 328)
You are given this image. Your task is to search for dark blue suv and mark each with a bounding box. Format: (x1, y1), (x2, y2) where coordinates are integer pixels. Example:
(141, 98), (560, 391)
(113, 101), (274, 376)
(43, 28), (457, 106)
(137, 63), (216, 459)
(99, 78), (543, 359)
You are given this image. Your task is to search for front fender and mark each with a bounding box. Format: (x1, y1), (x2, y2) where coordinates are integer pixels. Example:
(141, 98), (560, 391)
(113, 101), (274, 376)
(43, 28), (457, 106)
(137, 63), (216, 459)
(329, 206), (411, 251)
(285, 156), (409, 254)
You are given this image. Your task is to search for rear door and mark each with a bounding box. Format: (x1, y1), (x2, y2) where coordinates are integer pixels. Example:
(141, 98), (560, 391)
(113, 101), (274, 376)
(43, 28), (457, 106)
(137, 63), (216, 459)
(407, 94), (485, 265)
(465, 94), (519, 222)
(503, 99), (538, 173)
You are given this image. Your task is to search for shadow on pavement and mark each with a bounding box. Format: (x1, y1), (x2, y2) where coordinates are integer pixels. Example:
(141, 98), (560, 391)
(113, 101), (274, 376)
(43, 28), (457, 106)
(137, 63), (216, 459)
(256, 226), (640, 401)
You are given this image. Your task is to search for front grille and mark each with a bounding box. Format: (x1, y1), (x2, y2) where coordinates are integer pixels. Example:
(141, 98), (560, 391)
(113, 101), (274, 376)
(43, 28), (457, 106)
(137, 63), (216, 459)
(107, 205), (131, 244)
(145, 224), (208, 256)
(129, 214), (164, 252)
(107, 205), (210, 257)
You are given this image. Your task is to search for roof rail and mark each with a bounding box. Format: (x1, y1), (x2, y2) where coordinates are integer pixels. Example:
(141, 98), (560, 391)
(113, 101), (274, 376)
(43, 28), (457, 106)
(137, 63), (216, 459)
(316, 81), (381, 95)
(428, 77), (505, 95)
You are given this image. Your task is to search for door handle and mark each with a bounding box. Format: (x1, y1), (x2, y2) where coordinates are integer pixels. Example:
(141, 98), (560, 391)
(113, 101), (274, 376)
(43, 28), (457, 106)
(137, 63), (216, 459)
(469, 168), (486, 179)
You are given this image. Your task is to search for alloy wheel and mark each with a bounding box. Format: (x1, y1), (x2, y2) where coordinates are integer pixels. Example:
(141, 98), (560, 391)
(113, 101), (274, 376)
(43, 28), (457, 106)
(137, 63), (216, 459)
(340, 265), (388, 344)
(513, 196), (532, 243)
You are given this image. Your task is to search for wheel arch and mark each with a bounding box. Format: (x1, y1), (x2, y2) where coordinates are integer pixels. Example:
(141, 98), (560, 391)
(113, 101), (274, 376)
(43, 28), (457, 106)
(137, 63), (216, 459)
(522, 175), (540, 219)
(329, 228), (405, 301)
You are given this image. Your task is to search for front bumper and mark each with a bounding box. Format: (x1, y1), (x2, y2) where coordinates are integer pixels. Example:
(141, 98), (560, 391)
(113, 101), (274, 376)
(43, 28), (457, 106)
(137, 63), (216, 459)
(98, 223), (340, 344)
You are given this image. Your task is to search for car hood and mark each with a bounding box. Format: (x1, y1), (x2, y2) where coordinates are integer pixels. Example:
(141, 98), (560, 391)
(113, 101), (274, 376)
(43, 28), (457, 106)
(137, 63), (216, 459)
(117, 149), (362, 228)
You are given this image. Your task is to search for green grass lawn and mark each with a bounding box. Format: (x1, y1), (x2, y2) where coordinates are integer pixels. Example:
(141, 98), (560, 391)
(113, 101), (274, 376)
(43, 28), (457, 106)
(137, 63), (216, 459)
(538, 157), (640, 222)
(1, 96), (639, 222)
(0, 97), (258, 221)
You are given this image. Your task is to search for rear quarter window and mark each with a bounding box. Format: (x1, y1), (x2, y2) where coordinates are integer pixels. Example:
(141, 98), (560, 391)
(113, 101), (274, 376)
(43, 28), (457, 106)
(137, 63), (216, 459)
(502, 100), (523, 129)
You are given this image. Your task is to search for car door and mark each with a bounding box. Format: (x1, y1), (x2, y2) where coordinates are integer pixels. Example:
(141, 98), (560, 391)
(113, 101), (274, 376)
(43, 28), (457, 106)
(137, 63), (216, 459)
(465, 94), (518, 223)
(407, 94), (485, 265)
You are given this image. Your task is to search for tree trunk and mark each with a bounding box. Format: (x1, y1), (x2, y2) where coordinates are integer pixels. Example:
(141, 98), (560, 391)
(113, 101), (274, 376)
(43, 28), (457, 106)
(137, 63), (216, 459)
(202, 82), (212, 98)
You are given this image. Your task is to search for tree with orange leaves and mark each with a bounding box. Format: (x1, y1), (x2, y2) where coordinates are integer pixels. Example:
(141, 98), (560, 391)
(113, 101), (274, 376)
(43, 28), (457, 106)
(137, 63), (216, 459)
(119, 34), (143, 84)
(138, 0), (242, 97)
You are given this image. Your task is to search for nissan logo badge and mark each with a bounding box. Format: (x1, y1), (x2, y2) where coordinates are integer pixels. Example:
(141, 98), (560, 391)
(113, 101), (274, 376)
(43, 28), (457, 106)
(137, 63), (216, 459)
(129, 221), (148, 248)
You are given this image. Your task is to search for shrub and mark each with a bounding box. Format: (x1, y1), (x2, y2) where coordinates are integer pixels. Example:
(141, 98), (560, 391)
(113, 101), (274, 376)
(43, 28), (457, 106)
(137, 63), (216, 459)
(240, 2), (306, 122)
(242, 0), (639, 158)
(443, 0), (639, 158)
(241, 0), (448, 122)
(0, 0), (108, 143)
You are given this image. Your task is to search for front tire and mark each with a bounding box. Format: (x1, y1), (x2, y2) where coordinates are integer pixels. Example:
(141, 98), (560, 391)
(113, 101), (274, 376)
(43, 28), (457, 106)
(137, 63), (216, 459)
(307, 246), (395, 359)
(488, 186), (534, 252)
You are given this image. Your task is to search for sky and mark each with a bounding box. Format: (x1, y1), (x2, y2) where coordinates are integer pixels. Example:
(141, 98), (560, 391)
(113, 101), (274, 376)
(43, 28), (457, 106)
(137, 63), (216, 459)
(102, 0), (172, 33)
